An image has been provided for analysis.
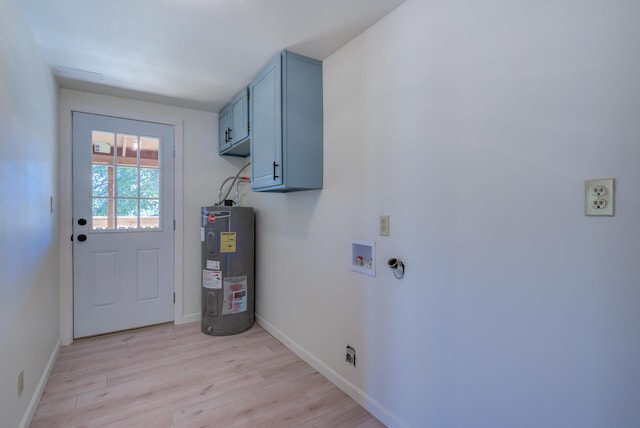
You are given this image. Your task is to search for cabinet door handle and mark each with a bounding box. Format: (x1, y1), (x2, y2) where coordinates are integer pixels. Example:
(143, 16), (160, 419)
(273, 162), (279, 180)
(224, 129), (229, 142)
(227, 128), (233, 142)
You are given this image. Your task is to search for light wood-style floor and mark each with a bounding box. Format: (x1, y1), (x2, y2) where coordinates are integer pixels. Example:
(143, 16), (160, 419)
(30, 322), (384, 428)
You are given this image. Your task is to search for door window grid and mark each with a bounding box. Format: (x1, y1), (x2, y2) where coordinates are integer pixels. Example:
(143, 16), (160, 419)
(91, 131), (161, 231)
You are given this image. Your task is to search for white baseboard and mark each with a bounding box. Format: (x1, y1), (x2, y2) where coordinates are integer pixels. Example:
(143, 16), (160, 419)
(20, 337), (61, 428)
(255, 314), (405, 428)
(180, 312), (201, 324)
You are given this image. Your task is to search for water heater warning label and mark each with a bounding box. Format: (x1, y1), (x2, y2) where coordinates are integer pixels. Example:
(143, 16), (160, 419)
(220, 232), (236, 253)
(222, 276), (247, 315)
(203, 269), (222, 289)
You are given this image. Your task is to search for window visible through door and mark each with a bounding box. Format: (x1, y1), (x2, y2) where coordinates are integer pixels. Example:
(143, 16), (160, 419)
(91, 131), (162, 231)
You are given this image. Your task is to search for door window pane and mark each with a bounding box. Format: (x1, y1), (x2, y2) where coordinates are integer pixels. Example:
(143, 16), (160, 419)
(92, 165), (111, 197)
(92, 131), (114, 164)
(140, 199), (160, 229)
(116, 199), (138, 229)
(117, 166), (138, 198)
(92, 198), (114, 230)
(140, 136), (159, 168)
(140, 168), (159, 198)
(117, 134), (139, 166)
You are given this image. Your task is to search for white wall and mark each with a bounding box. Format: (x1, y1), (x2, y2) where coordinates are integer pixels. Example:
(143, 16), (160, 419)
(58, 89), (248, 328)
(0, 1), (60, 427)
(252, 0), (640, 427)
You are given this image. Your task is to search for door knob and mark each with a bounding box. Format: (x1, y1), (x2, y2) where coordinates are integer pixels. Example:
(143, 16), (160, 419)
(78, 218), (87, 226)
(77, 234), (87, 242)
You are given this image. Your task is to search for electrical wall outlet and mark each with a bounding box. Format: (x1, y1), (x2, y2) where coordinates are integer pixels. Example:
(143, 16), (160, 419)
(585, 178), (614, 216)
(379, 215), (390, 236)
(18, 370), (24, 397)
(345, 345), (356, 367)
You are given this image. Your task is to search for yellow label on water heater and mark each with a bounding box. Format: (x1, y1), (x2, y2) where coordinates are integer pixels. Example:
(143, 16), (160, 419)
(220, 232), (237, 253)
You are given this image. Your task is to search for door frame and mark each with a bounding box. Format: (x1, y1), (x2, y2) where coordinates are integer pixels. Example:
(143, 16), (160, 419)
(59, 100), (184, 346)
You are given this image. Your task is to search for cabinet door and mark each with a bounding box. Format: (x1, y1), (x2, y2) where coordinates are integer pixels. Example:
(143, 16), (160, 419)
(231, 89), (249, 145)
(218, 106), (232, 153)
(250, 55), (282, 189)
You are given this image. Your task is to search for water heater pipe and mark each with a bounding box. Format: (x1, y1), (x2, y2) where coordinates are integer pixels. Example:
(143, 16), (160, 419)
(215, 162), (250, 205)
(235, 177), (251, 206)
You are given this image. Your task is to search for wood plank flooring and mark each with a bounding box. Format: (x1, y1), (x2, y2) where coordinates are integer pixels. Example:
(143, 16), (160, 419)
(30, 322), (385, 428)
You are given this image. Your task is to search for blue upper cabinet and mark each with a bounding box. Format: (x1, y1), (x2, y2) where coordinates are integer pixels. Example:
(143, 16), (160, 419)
(218, 88), (250, 157)
(231, 90), (249, 145)
(249, 50), (323, 192)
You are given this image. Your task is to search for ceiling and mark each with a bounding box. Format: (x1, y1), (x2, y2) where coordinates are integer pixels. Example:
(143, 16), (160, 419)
(17, 0), (405, 112)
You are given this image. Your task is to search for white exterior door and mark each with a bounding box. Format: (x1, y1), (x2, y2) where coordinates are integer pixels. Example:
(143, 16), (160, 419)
(72, 112), (174, 338)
